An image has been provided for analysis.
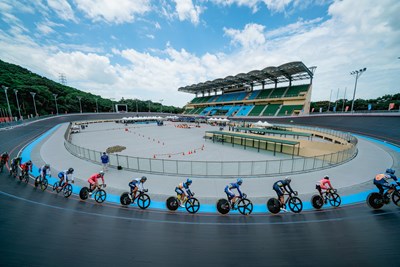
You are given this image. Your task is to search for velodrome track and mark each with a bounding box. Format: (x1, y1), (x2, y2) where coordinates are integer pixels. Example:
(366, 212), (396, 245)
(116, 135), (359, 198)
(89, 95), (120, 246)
(0, 114), (399, 267)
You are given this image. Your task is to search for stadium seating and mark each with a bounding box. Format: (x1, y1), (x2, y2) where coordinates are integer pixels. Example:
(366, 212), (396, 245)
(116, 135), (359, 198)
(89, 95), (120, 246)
(284, 84), (309, 97)
(261, 104), (281, 116)
(226, 106), (242, 116)
(247, 105), (266, 116)
(268, 87), (288, 98)
(277, 105), (303, 116)
(235, 105), (254, 116)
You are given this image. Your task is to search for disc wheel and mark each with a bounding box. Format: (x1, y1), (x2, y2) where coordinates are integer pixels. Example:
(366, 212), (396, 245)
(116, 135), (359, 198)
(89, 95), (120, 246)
(288, 196), (303, 213)
(391, 191), (400, 207)
(166, 196), (179, 211)
(185, 197), (200, 214)
(63, 184), (73, 198)
(137, 194), (151, 210)
(79, 187), (89, 200)
(237, 198), (253, 215)
(216, 199), (230, 214)
(40, 178), (48, 191)
(94, 189), (107, 203)
(328, 193), (342, 207)
(120, 192), (131, 206)
(267, 198), (281, 214)
(366, 192), (384, 209)
(311, 195), (324, 210)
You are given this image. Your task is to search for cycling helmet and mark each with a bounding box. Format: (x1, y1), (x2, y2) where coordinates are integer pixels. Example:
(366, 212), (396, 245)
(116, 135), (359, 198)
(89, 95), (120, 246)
(68, 168), (74, 174)
(324, 175), (330, 179)
(386, 168), (395, 175)
(141, 176), (147, 182)
(45, 164), (50, 168)
(285, 177), (291, 183)
(3, 152), (8, 155)
(186, 178), (192, 185)
(99, 171), (105, 176)
(27, 160), (32, 165)
(237, 178), (243, 185)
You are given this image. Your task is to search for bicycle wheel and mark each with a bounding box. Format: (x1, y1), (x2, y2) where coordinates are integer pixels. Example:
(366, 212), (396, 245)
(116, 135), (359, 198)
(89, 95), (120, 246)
(391, 191), (400, 207)
(237, 198), (253, 215)
(366, 192), (384, 209)
(34, 176), (40, 187)
(94, 189), (107, 203)
(267, 198), (281, 214)
(23, 173), (29, 183)
(79, 187), (89, 200)
(137, 194), (151, 210)
(328, 193), (341, 207)
(63, 184), (73, 198)
(216, 199), (230, 214)
(311, 194), (324, 209)
(52, 182), (58, 191)
(288, 196), (303, 213)
(185, 198), (200, 214)
(166, 196), (179, 211)
(120, 192), (131, 206)
(40, 178), (48, 191)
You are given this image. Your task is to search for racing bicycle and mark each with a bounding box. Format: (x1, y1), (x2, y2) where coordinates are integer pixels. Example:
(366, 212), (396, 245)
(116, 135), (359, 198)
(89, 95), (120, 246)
(367, 183), (400, 209)
(120, 189), (151, 209)
(19, 170), (30, 183)
(311, 188), (341, 209)
(166, 190), (200, 214)
(217, 193), (253, 215)
(79, 184), (107, 203)
(0, 159), (6, 173)
(34, 175), (49, 191)
(52, 181), (73, 198)
(267, 191), (303, 214)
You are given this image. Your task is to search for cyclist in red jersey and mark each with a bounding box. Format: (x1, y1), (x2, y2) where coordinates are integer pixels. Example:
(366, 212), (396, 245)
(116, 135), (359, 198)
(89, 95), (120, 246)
(88, 171), (106, 194)
(316, 175), (334, 197)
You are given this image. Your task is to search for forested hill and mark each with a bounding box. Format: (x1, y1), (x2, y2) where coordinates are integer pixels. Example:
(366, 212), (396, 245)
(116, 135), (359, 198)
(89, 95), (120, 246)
(0, 59), (182, 117)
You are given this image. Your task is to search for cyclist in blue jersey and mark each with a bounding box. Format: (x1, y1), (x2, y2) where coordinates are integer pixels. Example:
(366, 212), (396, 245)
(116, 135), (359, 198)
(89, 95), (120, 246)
(175, 178), (192, 207)
(374, 168), (399, 199)
(56, 168), (75, 190)
(38, 164), (51, 183)
(273, 177), (296, 208)
(224, 178), (243, 208)
(128, 176), (148, 201)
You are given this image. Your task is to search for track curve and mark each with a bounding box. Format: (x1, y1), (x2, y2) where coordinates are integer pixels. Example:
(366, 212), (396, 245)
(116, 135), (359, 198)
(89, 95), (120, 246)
(1, 114), (399, 266)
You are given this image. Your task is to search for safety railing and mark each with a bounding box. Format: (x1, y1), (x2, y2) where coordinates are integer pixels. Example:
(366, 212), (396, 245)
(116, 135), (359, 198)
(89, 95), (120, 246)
(64, 124), (358, 178)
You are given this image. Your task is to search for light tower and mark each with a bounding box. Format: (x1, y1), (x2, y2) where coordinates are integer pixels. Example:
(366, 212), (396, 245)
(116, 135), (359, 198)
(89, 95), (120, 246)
(350, 68), (367, 113)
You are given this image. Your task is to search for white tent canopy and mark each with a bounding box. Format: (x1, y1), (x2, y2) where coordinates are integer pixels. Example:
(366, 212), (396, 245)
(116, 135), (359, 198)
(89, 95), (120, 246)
(253, 120), (274, 127)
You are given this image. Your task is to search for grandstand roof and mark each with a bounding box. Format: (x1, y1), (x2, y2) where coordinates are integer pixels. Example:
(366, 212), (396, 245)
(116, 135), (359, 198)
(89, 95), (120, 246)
(178, 61), (314, 94)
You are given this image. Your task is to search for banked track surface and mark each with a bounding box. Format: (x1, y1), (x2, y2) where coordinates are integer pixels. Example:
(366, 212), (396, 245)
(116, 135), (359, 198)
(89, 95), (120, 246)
(1, 114), (399, 267)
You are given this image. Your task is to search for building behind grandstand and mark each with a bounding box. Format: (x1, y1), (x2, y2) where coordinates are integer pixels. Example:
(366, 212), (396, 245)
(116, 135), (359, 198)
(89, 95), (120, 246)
(179, 61), (315, 117)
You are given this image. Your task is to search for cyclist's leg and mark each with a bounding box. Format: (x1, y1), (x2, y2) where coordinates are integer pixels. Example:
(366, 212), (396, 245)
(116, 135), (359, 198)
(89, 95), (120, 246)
(132, 186), (138, 199)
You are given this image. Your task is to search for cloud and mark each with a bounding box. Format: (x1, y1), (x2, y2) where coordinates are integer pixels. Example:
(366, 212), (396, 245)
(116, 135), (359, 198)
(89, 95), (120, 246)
(224, 23), (266, 49)
(173, 0), (203, 25)
(47, 0), (77, 22)
(36, 19), (65, 36)
(73, 0), (151, 24)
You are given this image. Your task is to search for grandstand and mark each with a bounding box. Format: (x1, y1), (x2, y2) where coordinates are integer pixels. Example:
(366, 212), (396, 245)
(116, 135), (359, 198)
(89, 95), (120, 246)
(179, 61), (315, 117)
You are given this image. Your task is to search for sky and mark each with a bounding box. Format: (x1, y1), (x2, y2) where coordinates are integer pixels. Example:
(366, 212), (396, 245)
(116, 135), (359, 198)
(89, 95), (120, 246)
(0, 0), (399, 108)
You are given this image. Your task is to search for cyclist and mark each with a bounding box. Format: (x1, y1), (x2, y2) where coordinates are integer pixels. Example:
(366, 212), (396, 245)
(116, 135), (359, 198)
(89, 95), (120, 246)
(10, 156), (22, 176)
(128, 176), (147, 201)
(20, 160), (33, 176)
(0, 152), (9, 172)
(175, 178), (192, 207)
(37, 163), (51, 183)
(273, 177), (296, 209)
(88, 171), (106, 194)
(56, 168), (75, 190)
(224, 178), (243, 208)
(373, 168), (399, 199)
(316, 175), (334, 198)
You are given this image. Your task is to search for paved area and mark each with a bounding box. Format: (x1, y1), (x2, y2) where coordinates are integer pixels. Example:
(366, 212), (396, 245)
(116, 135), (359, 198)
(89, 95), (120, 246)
(30, 121), (398, 204)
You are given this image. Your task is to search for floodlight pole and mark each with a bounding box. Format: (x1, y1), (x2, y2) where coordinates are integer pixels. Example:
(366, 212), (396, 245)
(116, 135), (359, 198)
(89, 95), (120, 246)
(327, 89), (332, 112)
(53, 94), (59, 115)
(77, 96), (82, 113)
(30, 92), (37, 116)
(14, 89), (22, 120)
(2, 86), (12, 120)
(160, 99), (164, 113)
(342, 87), (347, 112)
(350, 68), (367, 113)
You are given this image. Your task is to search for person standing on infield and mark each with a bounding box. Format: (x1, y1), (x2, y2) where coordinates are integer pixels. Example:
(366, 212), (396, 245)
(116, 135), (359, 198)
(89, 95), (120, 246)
(101, 152), (109, 172)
